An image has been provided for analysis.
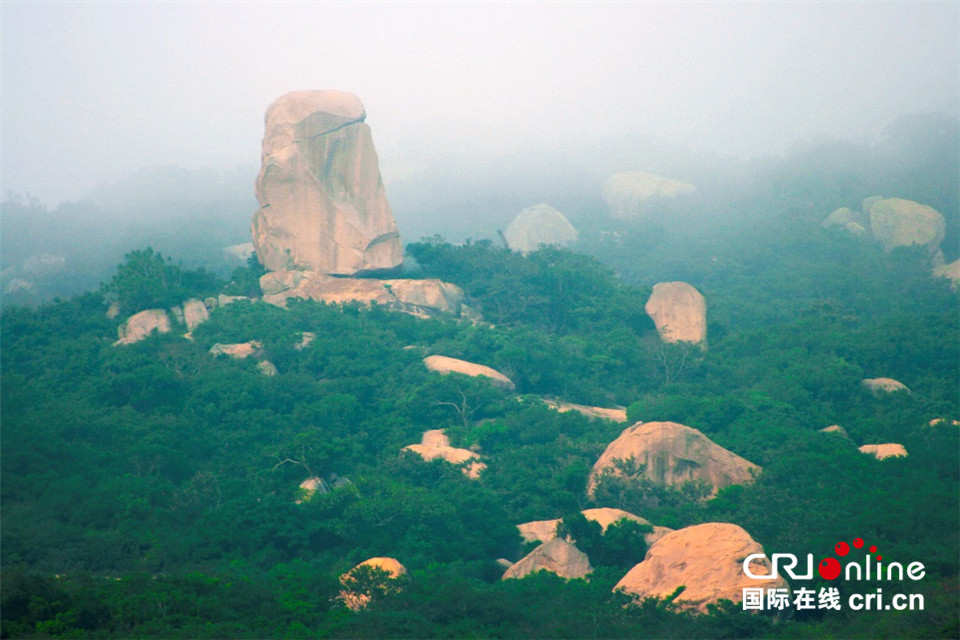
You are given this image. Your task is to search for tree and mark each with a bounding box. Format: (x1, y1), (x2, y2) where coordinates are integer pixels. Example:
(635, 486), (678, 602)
(106, 247), (185, 313)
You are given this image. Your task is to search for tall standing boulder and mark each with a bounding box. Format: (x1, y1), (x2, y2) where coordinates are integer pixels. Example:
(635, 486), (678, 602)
(645, 282), (707, 345)
(503, 204), (579, 254)
(587, 421), (759, 497)
(251, 90), (402, 275)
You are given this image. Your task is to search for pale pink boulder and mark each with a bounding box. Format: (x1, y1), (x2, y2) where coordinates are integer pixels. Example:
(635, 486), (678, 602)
(588, 421), (759, 497)
(645, 282), (707, 345)
(615, 522), (788, 613)
(251, 90), (402, 275)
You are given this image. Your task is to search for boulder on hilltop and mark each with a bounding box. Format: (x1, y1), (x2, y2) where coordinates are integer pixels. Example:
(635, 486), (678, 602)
(588, 421), (759, 497)
(503, 204), (579, 254)
(251, 90), (402, 275)
(614, 522), (787, 613)
(502, 538), (592, 580)
(644, 282), (707, 345)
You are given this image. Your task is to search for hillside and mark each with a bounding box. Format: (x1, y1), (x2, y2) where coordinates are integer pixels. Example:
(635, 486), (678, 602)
(2, 195), (958, 636)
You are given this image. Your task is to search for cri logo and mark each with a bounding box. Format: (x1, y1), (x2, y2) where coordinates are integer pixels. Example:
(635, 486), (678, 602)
(818, 537), (878, 580)
(744, 536), (925, 583)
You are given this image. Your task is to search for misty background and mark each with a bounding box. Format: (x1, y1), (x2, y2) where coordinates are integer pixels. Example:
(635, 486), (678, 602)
(2, 2), (958, 304)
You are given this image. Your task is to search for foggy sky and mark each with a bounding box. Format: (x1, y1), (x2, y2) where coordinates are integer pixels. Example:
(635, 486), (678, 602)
(2, 1), (957, 206)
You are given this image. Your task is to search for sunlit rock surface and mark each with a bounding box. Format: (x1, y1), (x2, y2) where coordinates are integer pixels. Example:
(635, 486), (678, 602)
(819, 425), (850, 438)
(588, 421), (758, 497)
(209, 341), (263, 359)
(859, 443), (908, 459)
(504, 203), (579, 254)
(517, 507), (671, 547)
(861, 377), (910, 394)
(251, 90), (402, 275)
(403, 429), (486, 479)
(423, 355), (515, 391)
(259, 271), (463, 317)
(114, 309), (171, 345)
(644, 282), (707, 345)
(614, 522), (787, 613)
(602, 171), (697, 219)
(542, 399), (627, 422)
(339, 557), (407, 611)
(296, 477), (329, 503)
(502, 538), (592, 580)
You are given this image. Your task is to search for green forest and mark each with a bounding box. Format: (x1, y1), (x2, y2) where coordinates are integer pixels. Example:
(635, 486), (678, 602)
(2, 122), (959, 638)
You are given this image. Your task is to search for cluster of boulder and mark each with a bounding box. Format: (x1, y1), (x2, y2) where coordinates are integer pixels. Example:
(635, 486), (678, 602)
(361, 519), (785, 613)
(819, 376), (917, 459)
(498, 170), (698, 256)
(113, 294), (251, 346)
(506, 514), (784, 613)
(824, 196), (957, 284)
(821, 425), (909, 460)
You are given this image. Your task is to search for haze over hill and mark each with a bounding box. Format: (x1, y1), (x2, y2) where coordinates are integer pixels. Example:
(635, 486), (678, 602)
(2, 2), (957, 204)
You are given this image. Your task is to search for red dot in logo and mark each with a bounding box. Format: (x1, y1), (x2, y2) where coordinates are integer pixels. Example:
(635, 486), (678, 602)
(818, 557), (842, 580)
(853, 538), (864, 549)
(835, 541), (850, 556)
(869, 545), (877, 553)
(876, 555), (882, 561)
